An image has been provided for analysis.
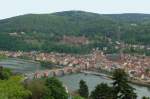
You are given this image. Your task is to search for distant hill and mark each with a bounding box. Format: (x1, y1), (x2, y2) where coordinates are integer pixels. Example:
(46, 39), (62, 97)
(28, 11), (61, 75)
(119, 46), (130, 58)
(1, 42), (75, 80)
(104, 13), (150, 23)
(0, 11), (150, 55)
(0, 11), (116, 36)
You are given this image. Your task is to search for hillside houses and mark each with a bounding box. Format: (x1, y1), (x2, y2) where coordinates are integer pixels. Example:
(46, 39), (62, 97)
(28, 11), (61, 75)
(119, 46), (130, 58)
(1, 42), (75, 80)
(61, 35), (89, 45)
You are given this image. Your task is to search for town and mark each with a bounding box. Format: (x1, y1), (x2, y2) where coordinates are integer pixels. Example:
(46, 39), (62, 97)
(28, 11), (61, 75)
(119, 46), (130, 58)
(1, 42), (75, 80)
(0, 49), (150, 84)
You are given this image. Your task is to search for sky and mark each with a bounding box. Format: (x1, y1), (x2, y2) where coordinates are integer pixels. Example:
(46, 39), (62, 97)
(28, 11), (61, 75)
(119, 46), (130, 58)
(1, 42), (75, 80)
(0, 0), (150, 19)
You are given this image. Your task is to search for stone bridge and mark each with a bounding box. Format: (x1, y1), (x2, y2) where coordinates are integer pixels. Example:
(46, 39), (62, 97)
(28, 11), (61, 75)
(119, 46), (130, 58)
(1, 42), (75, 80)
(26, 64), (96, 79)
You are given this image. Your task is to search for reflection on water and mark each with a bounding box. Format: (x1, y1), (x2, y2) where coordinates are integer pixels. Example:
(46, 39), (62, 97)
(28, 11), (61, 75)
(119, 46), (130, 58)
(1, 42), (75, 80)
(58, 73), (150, 99)
(0, 58), (45, 73)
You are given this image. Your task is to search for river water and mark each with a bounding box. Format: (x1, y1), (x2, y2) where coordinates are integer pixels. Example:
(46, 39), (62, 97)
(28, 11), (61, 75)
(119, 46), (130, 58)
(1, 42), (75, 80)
(0, 58), (46, 73)
(0, 58), (150, 98)
(58, 73), (150, 99)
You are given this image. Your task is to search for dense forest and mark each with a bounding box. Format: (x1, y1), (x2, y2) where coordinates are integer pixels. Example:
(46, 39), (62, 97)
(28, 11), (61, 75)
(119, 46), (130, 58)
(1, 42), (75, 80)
(0, 11), (150, 55)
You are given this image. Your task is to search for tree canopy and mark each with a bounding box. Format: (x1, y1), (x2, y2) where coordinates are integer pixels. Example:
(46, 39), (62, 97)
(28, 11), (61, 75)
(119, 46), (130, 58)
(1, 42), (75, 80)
(91, 83), (113, 99)
(78, 80), (89, 98)
(0, 76), (31, 99)
(90, 69), (137, 99)
(43, 77), (68, 99)
(112, 69), (137, 99)
(0, 66), (12, 80)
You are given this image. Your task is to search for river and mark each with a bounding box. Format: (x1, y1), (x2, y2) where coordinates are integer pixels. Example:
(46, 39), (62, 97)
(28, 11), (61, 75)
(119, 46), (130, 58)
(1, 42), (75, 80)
(0, 58), (46, 73)
(0, 58), (150, 98)
(58, 73), (150, 99)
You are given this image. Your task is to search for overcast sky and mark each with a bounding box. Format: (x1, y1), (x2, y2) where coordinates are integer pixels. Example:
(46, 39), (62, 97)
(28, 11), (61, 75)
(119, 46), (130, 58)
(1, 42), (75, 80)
(0, 0), (150, 19)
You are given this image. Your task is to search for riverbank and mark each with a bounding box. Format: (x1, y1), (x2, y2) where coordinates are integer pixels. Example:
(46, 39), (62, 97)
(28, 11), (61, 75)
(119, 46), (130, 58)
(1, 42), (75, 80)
(58, 73), (150, 99)
(81, 70), (150, 87)
(80, 71), (112, 79)
(0, 54), (8, 60)
(129, 79), (150, 87)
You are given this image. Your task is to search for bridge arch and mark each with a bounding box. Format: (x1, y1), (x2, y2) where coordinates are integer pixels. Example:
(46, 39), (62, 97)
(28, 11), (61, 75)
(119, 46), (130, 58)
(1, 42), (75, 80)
(43, 71), (49, 78)
(66, 68), (73, 74)
(57, 70), (65, 76)
(50, 71), (56, 77)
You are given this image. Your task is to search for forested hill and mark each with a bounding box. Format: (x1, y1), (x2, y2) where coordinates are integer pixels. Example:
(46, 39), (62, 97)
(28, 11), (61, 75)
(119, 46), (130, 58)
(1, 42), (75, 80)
(104, 13), (150, 23)
(0, 11), (116, 36)
(0, 11), (150, 55)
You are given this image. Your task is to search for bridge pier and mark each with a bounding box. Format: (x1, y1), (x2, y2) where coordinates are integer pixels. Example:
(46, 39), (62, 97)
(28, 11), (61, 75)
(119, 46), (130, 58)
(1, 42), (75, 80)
(31, 65), (85, 79)
(57, 70), (65, 76)
(50, 71), (56, 77)
(43, 71), (49, 78)
(34, 72), (43, 78)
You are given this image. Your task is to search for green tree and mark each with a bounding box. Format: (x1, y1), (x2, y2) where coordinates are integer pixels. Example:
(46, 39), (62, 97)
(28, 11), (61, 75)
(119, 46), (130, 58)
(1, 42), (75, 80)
(0, 66), (11, 80)
(43, 77), (68, 99)
(73, 96), (85, 99)
(42, 90), (54, 99)
(25, 79), (47, 99)
(112, 69), (137, 99)
(0, 76), (31, 99)
(78, 80), (89, 98)
(91, 83), (113, 99)
(142, 96), (150, 99)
